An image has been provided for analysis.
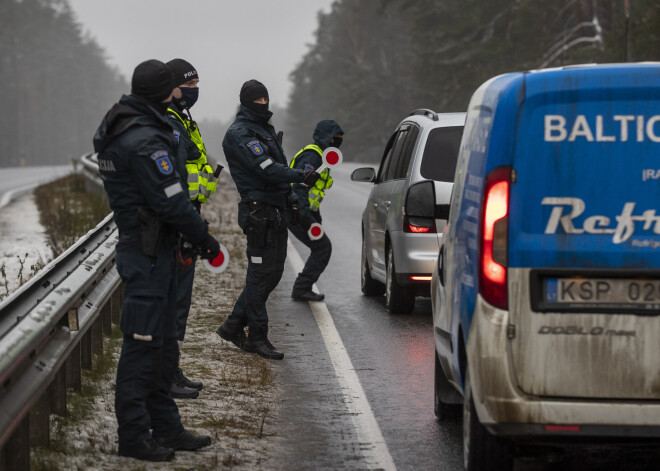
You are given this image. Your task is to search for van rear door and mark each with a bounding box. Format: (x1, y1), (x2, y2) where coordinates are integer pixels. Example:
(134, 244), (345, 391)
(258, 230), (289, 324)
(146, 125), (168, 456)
(506, 65), (660, 399)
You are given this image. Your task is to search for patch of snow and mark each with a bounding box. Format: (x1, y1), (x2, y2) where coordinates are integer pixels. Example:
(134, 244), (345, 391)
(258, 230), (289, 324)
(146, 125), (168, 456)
(0, 193), (52, 299)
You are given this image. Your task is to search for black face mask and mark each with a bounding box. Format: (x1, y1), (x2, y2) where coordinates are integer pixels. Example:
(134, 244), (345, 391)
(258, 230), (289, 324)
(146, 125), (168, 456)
(243, 101), (269, 115)
(331, 136), (343, 148)
(174, 86), (199, 109)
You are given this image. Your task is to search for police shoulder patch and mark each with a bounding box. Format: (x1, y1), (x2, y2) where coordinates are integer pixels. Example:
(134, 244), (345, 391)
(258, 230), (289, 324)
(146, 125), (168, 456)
(150, 150), (173, 175)
(304, 163), (315, 172)
(246, 139), (264, 156)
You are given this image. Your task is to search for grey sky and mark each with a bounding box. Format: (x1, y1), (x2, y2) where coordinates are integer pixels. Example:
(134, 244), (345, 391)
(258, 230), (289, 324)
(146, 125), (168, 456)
(67, 0), (334, 122)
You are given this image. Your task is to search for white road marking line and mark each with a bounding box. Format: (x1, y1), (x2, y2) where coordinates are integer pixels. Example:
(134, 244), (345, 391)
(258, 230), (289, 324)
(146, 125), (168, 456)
(287, 239), (397, 471)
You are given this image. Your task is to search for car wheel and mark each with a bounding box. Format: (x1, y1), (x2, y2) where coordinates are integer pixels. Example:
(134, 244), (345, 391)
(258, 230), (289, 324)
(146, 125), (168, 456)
(434, 351), (462, 420)
(463, 370), (513, 471)
(361, 236), (384, 296)
(385, 245), (415, 314)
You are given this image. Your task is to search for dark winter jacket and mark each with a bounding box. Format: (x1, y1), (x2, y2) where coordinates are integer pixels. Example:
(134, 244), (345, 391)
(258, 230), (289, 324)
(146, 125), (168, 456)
(222, 105), (304, 207)
(93, 94), (207, 242)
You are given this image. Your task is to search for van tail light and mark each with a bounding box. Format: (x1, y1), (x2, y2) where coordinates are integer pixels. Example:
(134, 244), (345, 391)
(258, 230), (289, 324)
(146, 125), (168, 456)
(479, 166), (510, 309)
(404, 215), (436, 234)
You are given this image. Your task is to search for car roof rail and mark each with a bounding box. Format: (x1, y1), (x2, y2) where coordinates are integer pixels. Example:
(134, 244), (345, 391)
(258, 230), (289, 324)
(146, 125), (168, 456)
(409, 109), (439, 121)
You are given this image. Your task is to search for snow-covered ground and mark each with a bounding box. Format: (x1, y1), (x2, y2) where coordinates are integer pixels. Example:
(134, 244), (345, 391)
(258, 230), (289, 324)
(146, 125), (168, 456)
(0, 193), (53, 300)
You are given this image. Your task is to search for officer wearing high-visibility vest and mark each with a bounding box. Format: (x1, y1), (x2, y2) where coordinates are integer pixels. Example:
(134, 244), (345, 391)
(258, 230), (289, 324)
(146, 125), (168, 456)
(288, 120), (344, 301)
(94, 59), (218, 461)
(215, 79), (320, 360)
(165, 59), (220, 399)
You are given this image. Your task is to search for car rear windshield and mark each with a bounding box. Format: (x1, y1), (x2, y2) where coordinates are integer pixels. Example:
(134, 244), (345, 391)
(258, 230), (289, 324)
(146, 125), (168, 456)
(420, 126), (463, 182)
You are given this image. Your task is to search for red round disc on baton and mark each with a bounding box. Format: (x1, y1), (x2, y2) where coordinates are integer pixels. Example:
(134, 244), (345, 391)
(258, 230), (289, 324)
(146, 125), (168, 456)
(308, 223), (324, 241)
(316, 147), (343, 173)
(203, 243), (230, 273)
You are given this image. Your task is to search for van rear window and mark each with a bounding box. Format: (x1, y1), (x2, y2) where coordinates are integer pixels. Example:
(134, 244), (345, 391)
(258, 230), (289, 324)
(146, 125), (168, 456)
(420, 126), (463, 182)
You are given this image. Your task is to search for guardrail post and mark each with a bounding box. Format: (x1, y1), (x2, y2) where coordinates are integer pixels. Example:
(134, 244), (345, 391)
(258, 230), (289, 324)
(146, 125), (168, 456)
(81, 330), (92, 371)
(29, 390), (50, 447)
(49, 364), (67, 417)
(1, 415), (29, 471)
(66, 344), (81, 391)
(91, 316), (103, 357)
(102, 301), (112, 336)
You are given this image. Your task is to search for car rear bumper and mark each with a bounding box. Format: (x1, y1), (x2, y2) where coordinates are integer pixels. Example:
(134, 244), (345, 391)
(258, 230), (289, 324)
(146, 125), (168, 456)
(390, 231), (439, 276)
(467, 294), (660, 438)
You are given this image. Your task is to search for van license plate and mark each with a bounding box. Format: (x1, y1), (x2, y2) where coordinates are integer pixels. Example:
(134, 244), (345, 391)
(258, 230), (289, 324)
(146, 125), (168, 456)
(545, 278), (660, 308)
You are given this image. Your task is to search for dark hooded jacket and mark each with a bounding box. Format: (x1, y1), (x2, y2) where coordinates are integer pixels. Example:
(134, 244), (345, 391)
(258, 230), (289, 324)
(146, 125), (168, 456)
(290, 120), (344, 225)
(222, 105), (305, 207)
(93, 94), (207, 242)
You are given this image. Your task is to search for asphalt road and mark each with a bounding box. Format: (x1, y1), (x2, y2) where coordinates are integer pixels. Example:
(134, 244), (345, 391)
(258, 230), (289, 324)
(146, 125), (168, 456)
(0, 165), (72, 209)
(266, 163), (463, 470)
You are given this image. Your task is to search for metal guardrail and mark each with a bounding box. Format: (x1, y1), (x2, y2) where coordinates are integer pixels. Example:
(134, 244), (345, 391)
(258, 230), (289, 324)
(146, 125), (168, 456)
(79, 152), (102, 188)
(0, 169), (122, 470)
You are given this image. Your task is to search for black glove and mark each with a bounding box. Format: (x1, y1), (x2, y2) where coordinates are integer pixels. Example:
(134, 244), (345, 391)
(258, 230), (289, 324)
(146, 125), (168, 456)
(199, 233), (220, 260)
(302, 169), (321, 186)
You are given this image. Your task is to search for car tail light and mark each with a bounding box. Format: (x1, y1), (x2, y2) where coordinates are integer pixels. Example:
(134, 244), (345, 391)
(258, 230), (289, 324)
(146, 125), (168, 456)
(479, 166), (510, 309)
(403, 215), (436, 234)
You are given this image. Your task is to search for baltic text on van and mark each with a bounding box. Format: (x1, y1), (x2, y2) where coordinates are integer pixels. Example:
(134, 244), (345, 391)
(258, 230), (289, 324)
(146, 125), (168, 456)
(544, 115), (660, 142)
(542, 197), (660, 244)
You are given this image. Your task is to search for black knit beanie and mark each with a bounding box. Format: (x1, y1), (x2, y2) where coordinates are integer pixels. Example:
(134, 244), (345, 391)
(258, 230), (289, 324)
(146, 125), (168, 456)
(239, 79), (269, 104)
(167, 58), (198, 87)
(131, 59), (174, 102)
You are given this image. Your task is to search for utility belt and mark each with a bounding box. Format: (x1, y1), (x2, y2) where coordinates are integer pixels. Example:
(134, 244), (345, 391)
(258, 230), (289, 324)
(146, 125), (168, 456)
(241, 200), (284, 249)
(119, 208), (175, 256)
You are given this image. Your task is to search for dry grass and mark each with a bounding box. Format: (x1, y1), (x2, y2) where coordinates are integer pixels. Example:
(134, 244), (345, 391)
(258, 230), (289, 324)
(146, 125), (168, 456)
(33, 173), (110, 255)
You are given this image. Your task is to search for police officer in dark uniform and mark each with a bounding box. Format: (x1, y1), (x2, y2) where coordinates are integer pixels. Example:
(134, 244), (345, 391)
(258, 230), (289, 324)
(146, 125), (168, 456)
(215, 79), (319, 360)
(93, 59), (219, 462)
(165, 58), (218, 399)
(288, 120), (344, 301)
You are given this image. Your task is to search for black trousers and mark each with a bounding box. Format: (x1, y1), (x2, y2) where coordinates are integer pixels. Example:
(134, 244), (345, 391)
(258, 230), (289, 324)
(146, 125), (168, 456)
(175, 255), (196, 341)
(287, 211), (332, 293)
(227, 201), (288, 330)
(114, 236), (183, 445)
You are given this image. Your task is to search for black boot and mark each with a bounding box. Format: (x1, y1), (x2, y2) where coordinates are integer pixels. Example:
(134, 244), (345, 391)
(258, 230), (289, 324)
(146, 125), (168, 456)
(216, 322), (247, 350)
(291, 289), (325, 302)
(154, 429), (212, 451)
(245, 326), (284, 360)
(170, 377), (200, 399)
(118, 438), (175, 461)
(176, 367), (203, 391)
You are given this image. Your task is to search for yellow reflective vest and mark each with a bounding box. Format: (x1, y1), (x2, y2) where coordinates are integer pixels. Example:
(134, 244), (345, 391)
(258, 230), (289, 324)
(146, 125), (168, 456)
(290, 144), (333, 211)
(168, 108), (217, 204)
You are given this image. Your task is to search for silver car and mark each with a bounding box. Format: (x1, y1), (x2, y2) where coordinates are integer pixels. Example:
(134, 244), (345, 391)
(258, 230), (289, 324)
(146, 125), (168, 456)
(351, 109), (465, 313)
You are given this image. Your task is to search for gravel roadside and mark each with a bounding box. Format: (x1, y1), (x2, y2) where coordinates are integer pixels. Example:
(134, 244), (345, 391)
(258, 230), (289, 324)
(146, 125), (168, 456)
(32, 180), (281, 471)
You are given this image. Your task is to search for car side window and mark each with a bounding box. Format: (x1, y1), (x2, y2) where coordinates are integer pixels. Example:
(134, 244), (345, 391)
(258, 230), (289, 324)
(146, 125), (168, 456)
(377, 132), (397, 182)
(419, 126), (464, 182)
(384, 127), (409, 181)
(394, 125), (419, 180)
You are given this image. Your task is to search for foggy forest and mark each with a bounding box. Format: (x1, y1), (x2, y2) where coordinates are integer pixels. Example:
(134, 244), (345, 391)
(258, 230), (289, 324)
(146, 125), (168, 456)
(1, 0), (659, 166)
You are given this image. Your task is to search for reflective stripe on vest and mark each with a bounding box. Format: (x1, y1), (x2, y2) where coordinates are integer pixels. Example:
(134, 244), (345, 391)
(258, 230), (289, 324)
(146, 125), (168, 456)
(168, 108), (207, 164)
(289, 144), (333, 211)
(168, 107), (217, 203)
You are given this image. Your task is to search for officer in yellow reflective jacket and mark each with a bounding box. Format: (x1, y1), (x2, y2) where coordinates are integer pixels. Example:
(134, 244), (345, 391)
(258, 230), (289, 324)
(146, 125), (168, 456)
(165, 59), (220, 398)
(289, 120), (344, 301)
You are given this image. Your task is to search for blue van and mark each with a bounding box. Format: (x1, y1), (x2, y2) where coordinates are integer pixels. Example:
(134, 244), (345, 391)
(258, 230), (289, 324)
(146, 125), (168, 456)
(431, 63), (660, 470)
